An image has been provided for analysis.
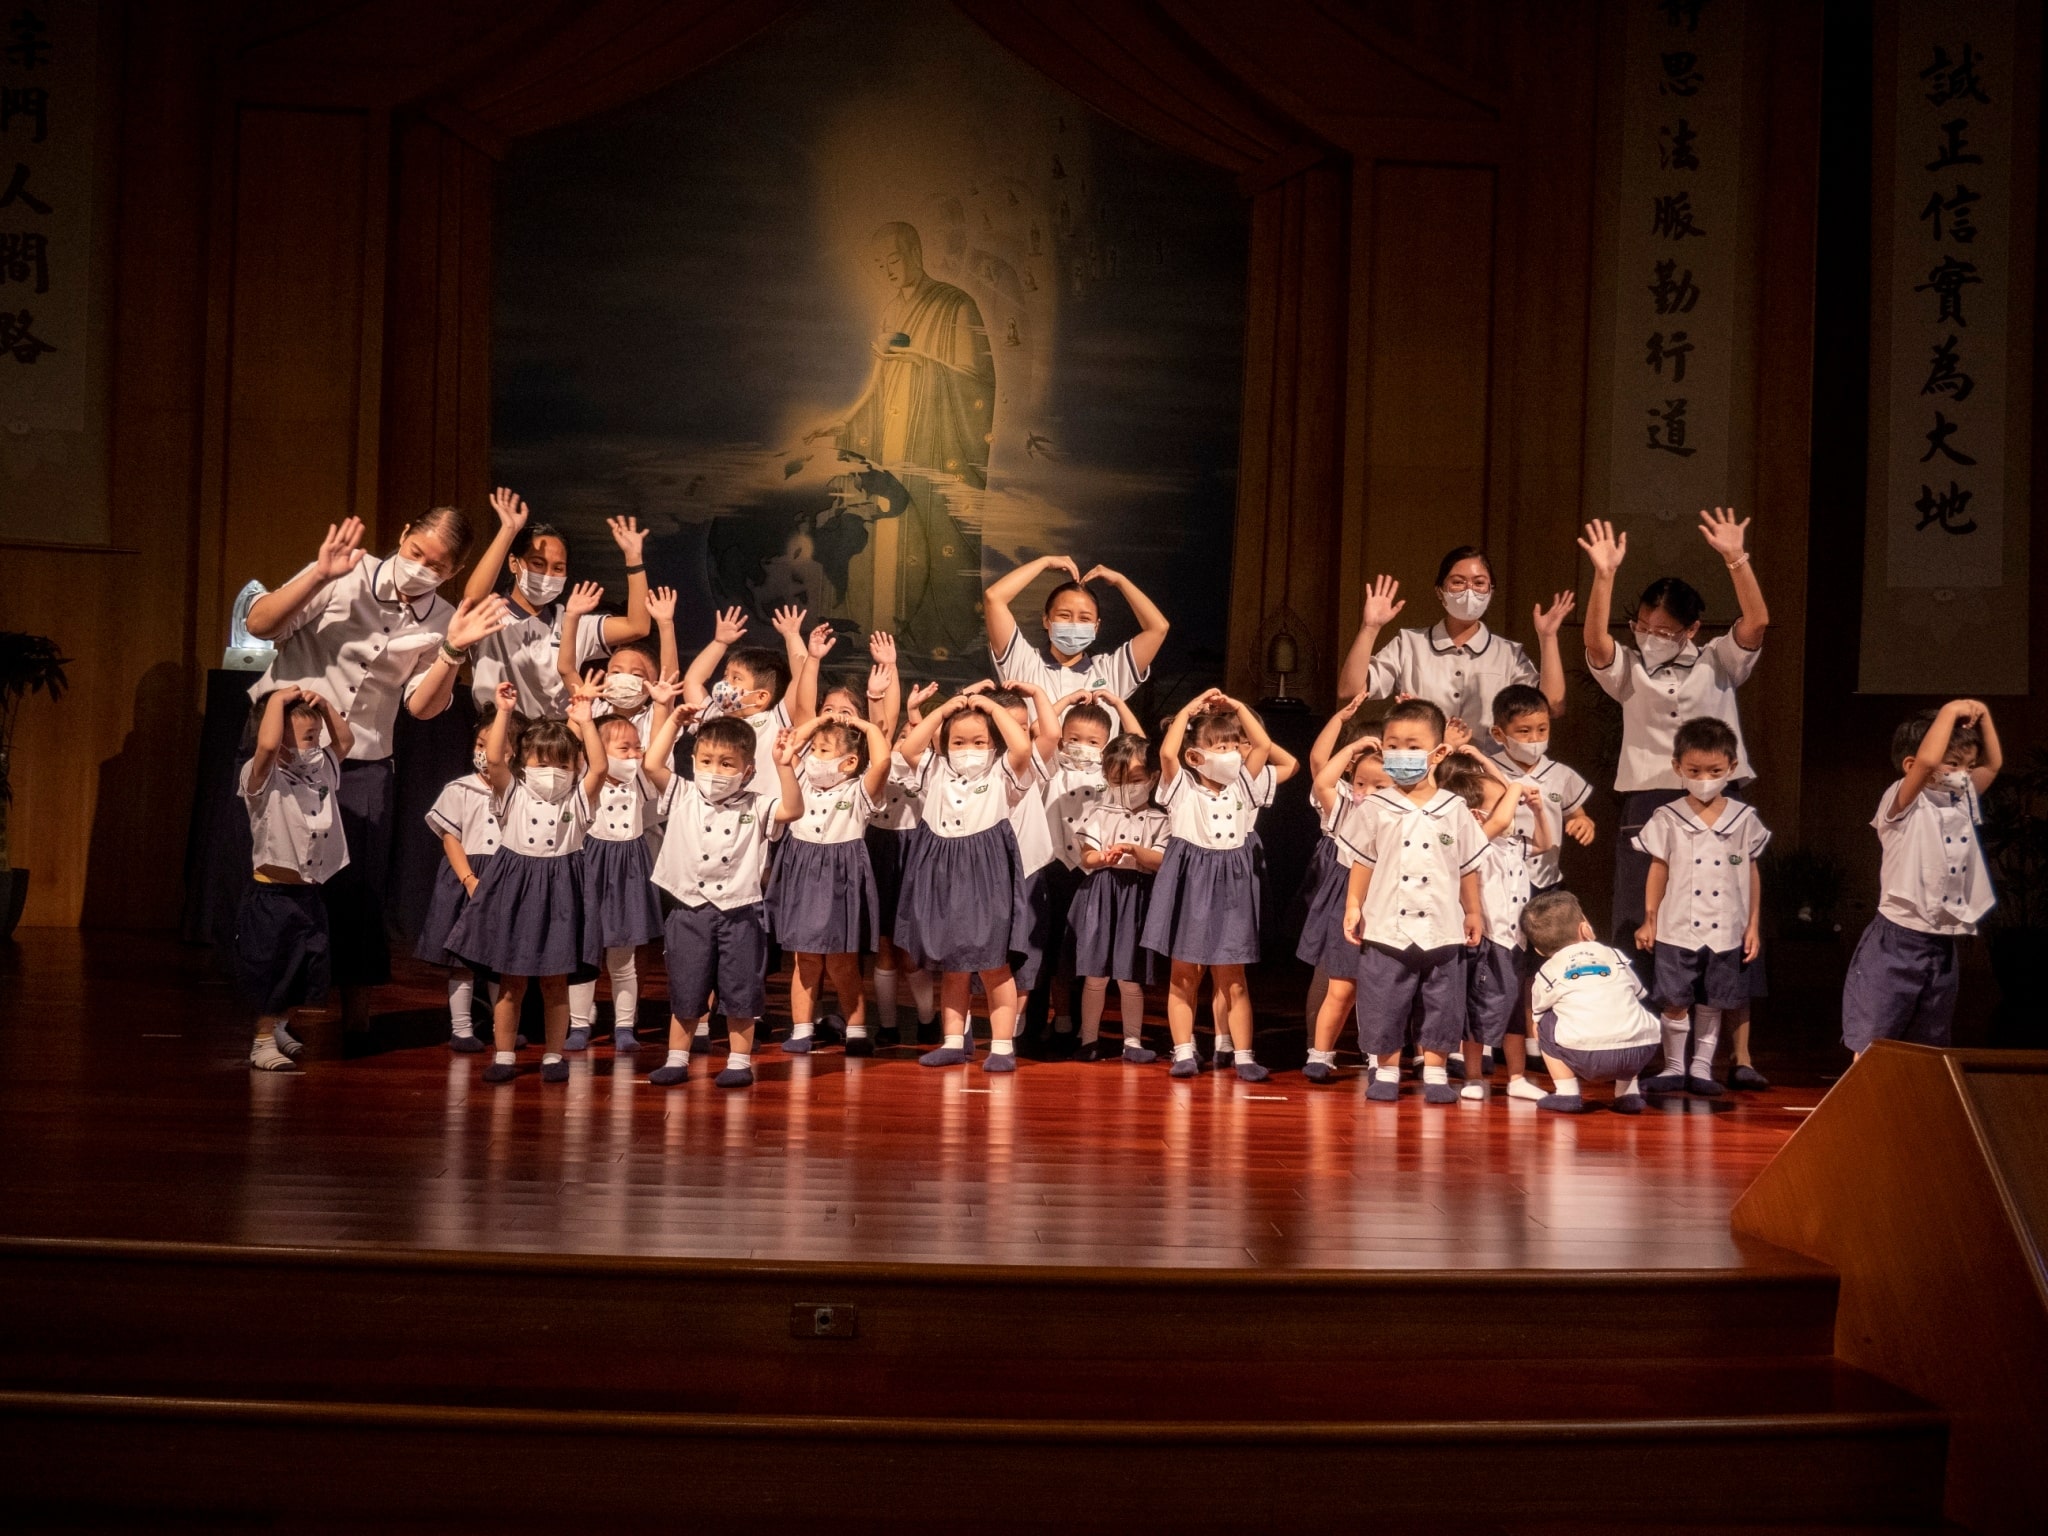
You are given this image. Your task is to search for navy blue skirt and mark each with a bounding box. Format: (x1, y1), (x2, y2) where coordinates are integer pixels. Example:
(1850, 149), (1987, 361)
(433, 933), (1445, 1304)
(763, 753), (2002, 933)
(864, 823), (914, 932)
(894, 821), (1027, 975)
(771, 836), (881, 955)
(581, 835), (663, 949)
(446, 848), (598, 980)
(414, 852), (493, 968)
(1141, 838), (1262, 967)
(1069, 866), (1158, 984)
(234, 881), (331, 1015)
(1294, 837), (1353, 971)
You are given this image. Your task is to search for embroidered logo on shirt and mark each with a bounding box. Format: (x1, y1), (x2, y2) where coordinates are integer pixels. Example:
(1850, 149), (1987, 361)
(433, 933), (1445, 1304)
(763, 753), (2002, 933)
(1728, 852), (1745, 864)
(1547, 792), (1562, 803)
(834, 801), (852, 811)
(1438, 833), (1452, 846)
(738, 813), (755, 825)
(973, 784), (989, 795)
(1563, 961), (1613, 980)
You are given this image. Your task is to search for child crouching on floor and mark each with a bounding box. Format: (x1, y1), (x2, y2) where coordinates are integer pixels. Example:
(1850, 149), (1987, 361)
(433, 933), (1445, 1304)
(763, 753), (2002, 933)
(1522, 890), (1664, 1112)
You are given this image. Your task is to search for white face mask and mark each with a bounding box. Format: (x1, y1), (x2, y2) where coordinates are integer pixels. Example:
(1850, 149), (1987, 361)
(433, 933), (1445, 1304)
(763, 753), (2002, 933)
(805, 754), (850, 789)
(518, 568), (566, 606)
(1058, 742), (1104, 774)
(1936, 768), (1972, 792)
(1048, 620), (1098, 656)
(1499, 737), (1546, 766)
(606, 756), (641, 782)
(1441, 588), (1491, 622)
(1685, 775), (1729, 804)
(473, 747), (490, 776)
(389, 554), (443, 599)
(1107, 779), (1154, 810)
(949, 748), (992, 778)
(601, 673), (648, 708)
(1638, 631), (1688, 669)
(697, 770), (742, 802)
(524, 765), (572, 803)
(1191, 748), (1242, 785)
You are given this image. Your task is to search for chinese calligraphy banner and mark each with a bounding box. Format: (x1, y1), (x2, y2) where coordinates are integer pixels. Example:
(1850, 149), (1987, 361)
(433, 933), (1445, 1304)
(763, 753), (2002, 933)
(1861, 0), (2036, 693)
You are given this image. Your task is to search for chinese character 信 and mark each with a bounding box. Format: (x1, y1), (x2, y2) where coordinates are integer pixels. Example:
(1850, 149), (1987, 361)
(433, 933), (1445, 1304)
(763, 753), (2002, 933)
(0, 86), (48, 144)
(1922, 334), (1974, 403)
(0, 305), (51, 361)
(1657, 0), (1705, 32)
(1646, 398), (1697, 456)
(1659, 50), (1704, 96)
(1651, 191), (1708, 239)
(1920, 410), (1977, 467)
(1916, 255), (1981, 326)
(1648, 258), (1700, 315)
(1645, 330), (1695, 383)
(0, 230), (48, 293)
(0, 162), (50, 216)
(1914, 481), (1977, 536)
(1658, 117), (1701, 172)
(1925, 118), (1984, 173)
(3, 8), (50, 71)
(1919, 184), (1980, 243)
(1920, 43), (1991, 109)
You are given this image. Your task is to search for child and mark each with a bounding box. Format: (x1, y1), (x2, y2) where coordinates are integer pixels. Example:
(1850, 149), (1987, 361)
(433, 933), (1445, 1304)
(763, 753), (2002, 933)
(1523, 890), (1665, 1112)
(770, 708), (894, 1056)
(563, 708), (668, 1052)
(681, 605), (810, 794)
(237, 686), (353, 1071)
(1070, 731), (1169, 1062)
(558, 583), (682, 751)
(1142, 690), (1298, 1081)
(445, 684), (603, 1085)
(642, 698), (801, 1087)
(1340, 698), (1487, 1103)
(1301, 726), (1387, 1083)
(870, 678), (941, 1044)
(1633, 716), (1771, 1095)
(1486, 683), (1594, 895)
(892, 690), (1039, 1071)
(1841, 700), (2001, 1058)
(983, 553), (1170, 705)
(416, 704), (512, 1053)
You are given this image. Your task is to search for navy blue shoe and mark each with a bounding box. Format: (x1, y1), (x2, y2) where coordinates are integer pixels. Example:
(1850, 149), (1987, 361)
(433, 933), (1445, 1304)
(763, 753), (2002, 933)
(1365, 1076), (1400, 1102)
(1073, 1040), (1113, 1061)
(450, 1033), (486, 1054)
(918, 1042), (974, 1067)
(612, 1027), (638, 1051)
(1422, 1081), (1459, 1105)
(780, 1031), (815, 1055)
(1686, 1073), (1725, 1097)
(1446, 1055), (1468, 1081)
(1539, 1092), (1591, 1113)
(1235, 1061), (1271, 1083)
(1212, 1047), (1234, 1071)
(1303, 1061), (1337, 1084)
(540, 1058), (569, 1084)
(845, 1034), (875, 1058)
(563, 1027), (591, 1053)
(814, 1014), (846, 1047)
(649, 1063), (689, 1086)
(714, 1065), (755, 1088)
(1121, 1043), (1158, 1064)
(1727, 1064), (1770, 1091)
(481, 1062), (517, 1084)
(982, 1051), (1017, 1073)
(1642, 1071), (1687, 1093)
(1169, 1054), (1201, 1079)
(1612, 1093), (1646, 1114)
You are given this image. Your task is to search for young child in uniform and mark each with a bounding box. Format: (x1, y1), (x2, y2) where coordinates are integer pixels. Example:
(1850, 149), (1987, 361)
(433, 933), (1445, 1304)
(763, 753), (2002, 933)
(870, 679), (941, 1044)
(1634, 716), (1771, 1095)
(1486, 683), (1594, 896)
(1340, 698), (1487, 1103)
(892, 690), (1039, 1072)
(641, 696), (801, 1088)
(564, 708), (668, 1052)
(681, 605), (810, 794)
(1841, 700), (2001, 1059)
(1143, 690), (1298, 1081)
(771, 708), (894, 1056)
(416, 704), (512, 1053)
(557, 583), (682, 751)
(1523, 890), (1665, 1113)
(238, 686), (353, 1071)
(1069, 730), (1169, 1062)
(445, 684), (603, 1085)
(1302, 728), (1388, 1083)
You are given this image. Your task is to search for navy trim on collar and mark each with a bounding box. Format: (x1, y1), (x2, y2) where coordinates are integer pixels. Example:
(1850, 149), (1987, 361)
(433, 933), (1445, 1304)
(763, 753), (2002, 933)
(1427, 620), (1494, 657)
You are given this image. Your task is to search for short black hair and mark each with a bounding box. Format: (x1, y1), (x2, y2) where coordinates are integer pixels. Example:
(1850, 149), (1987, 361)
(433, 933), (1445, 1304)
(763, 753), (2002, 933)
(1522, 890), (1589, 956)
(1062, 701), (1115, 740)
(1435, 545), (1493, 587)
(1672, 715), (1739, 762)
(694, 715), (757, 763)
(987, 686), (1029, 713)
(808, 716), (867, 770)
(1435, 753), (1491, 810)
(1492, 683), (1549, 727)
(1042, 579), (1097, 616)
(1891, 710), (1982, 771)
(511, 521), (567, 561)
(1383, 696), (1447, 745)
(519, 718), (582, 772)
(1637, 576), (1706, 628)
(729, 646), (791, 698)
(1190, 707), (1246, 750)
(613, 636), (658, 668)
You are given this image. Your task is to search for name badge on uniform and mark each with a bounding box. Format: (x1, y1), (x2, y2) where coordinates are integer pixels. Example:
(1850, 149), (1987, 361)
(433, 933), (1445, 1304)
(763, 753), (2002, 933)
(738, 813), (755, 825)
(1438, 832), (1452, 846)
(834, 800), (852, 812)
(1547, 792), (1562, 804)
(1728, 852), (1745, 865)
(973, 784), (989, 795)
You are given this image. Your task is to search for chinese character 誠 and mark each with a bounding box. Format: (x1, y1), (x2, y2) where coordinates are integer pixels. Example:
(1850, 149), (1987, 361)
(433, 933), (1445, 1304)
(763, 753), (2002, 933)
(0, 306), (52, 362)
(1651, 191), (1708, 240)
(1646, 398), (1697, 457)
(1913, 481), (1977, 536)
(1916, 256), (1981, 326)
(1920, 43), (1991, 109)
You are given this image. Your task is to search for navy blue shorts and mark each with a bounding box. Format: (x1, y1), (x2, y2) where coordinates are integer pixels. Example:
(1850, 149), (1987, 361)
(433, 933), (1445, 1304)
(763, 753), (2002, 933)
(1651, 941), (1755, 1012)
(1840, 915), (1959, 1053)
(1355, 942), (1467, 1057)
(665, 900), (770, 1021)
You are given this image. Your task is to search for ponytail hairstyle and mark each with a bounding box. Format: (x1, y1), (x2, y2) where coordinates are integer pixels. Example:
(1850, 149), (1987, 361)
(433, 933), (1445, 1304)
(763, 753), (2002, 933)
(1102, 731), (1156, 783)
(409, 504), (477, 564)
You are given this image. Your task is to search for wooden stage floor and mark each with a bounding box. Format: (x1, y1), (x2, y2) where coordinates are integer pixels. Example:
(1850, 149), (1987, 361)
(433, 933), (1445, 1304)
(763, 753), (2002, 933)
(0, 931), (1829, 1272)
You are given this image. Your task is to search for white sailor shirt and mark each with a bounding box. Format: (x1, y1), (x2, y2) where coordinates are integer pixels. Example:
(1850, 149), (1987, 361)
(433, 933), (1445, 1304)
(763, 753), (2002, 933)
(717, 702), (791, 797)
(467, 603), (609, 720)
(1476, 829), (1536, 950)
(1035, 751), (1108, 870)
(1872, 780), (1996, 936)
(652, 782), (785, 909)
(1158, 765), (1272, 851)
(1635, 798), (1771, 953)
(1531, 941), (1663, 1051)
(1365, 622), (1538, 733)
(911, 755), (1034, 840)
(1590, 633), (1759, 792)
(1338, 787), (1487, 953)
(250, 558), (452, 761)
(424, 774), (503, 858)
(1078, 801), (1169, 871)
(242, 748), (349, 884)
(496, 780), (592, 859)
(869, 750), (928, 832)
(789, 777), (877, 846)
(1487, 753), (1592, 888)
(587, 770), (660, 844)
(991, 631), (1146, 706)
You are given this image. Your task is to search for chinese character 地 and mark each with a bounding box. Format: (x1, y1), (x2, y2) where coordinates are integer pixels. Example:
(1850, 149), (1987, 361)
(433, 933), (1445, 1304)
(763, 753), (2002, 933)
(1913, 481), (1976, 536)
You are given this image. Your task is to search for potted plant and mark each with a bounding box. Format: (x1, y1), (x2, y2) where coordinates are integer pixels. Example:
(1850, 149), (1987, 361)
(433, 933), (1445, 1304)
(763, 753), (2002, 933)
(0, 630), (70, 936)
(1977, 746), (2048, 1048)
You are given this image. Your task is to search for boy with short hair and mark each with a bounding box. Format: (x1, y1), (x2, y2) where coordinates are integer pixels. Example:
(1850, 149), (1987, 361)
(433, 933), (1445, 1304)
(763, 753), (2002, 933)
(1633, 716), (1770, 1096)
(1486, 683), (1595, 893)
(1522, 890), (1664, 1113)
(1840, 700), (2001, 1058)
(681, 604), (808, 793)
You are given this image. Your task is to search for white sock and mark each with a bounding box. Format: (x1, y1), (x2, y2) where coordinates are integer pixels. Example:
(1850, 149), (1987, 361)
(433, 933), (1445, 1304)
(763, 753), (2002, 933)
(1173, 1041), (1197, 1062)
(448, 974), (475, 1032)
(728, 1051), (752, 1071)
(694, 1019), (712, 1040)
(542, 1051), (563, 1066)
(1236, 1045), (1256, 1066)
(790, 1021), (815, 1041)
(874, 967), (898, 1030)
(1423, 1064), (1449, 1087)
(605, 947), (637, 1031)
(1661, 1014), (1690, 1075)
(568, 979), (598, 1030)
(665, 1049), (688, 1069)
(1308, 1048), (1336, 1067)
(1550, 1072), (1581, 1097)
(1079, 977), (1107, 1044)
(1375, 1065), (1399, 1084)
(846, 1022), (868, 1038)
(943, 1033), (966, 1050)
(908, 969), (937, 1022)
(1507, 1074), (1547, 1101)
(991, 1038), (1015, 1056)
(1689, 1006), (1724, 1079)
(1366, 1053), (1380, 1071)
(1117, 982), (1145, 1037)
(494, 1050), (516, 1066)
(1618, 1074), (1641, 1097)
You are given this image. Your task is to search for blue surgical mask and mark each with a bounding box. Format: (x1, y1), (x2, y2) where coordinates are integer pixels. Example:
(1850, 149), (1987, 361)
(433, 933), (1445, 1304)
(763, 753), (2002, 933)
(1048, 621), (1097, 655)
(1383, 749), (1431, 785)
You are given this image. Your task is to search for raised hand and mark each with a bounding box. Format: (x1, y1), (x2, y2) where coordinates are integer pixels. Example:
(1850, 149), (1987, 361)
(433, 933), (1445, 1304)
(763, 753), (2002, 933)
(959, 678), (995, 697)
(1578, 520), (1628, 577)
(607, 515), (647, 564)
(807, 622), (837, 661)
(1361, 574), (1404, 629)
(572, 666), (607, 702)
(315, 518), (366, 580)
(1335, 689), (1369, 721)
(647, 671), (684, 707)
(1698, 505), (1750, 563)
(645, 586), (677, 624)
(868, 631), (897, 667)
(714, 607), (748, 646)
(1533, 590), (1576, 637)
(490, 487), (530, 535)
(567, 696), (593, 727)
(1444, 716), (1472, 747)
(867, 663), (891, 700)
(448, 595), (512, 651)
(494, 680), (520, 712)
(1046, 555), (1083, 584)
(564, 580), (603, 618)
(769, 605), (806, 641)
(1080, 564), (1122, 586)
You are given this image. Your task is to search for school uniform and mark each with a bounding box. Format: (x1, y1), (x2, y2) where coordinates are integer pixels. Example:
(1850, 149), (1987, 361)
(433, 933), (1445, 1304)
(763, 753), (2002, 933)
(770, 774), (881, 955)
(1635, 797), (1771, 1011)
(1366, 622), (1538, 733)
(1139, 765), (1274, 967)
(467, 602), (609, 719)
(1340, 787), (1487, 1057)
(894, 754), (1034, 975)
(414, 773), (503, 968)
(233, 749), (348, 1015)
(653, 780), (784, 1019)
(250, 557), (455, 988)
(865, 750), (926, 938)
(1018, 749), (1105, 1017)
(1530, 941), (1664, 1082)
(1489, 751), (1592, 892)
(1841, 779), (1994, 1053)
(446, 780), (598, 979)
(720, 702), (793, 797)
(991, 631), (1147, 707)
(1069, 796), (1170, 984)
(1295, 788), (1367, 973)
(581, 771), (665, 950)
(1590, 633), (1760, 941)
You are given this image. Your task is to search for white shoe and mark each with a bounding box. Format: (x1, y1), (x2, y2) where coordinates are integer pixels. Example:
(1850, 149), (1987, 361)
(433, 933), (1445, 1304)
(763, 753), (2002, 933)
(1506, 1075), (1547, 1102)
(1460, 1080), (1488, 1101)
(250, 1038), (300, 1072)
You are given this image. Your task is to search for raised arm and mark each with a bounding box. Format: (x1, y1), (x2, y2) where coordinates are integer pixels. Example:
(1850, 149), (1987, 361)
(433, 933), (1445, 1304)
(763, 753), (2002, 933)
(1313, 734), (1379, 814)
(245, 519), (364, 639)
(854, 715), (893, 803)
(641, 673), (692, 793)
(601, 516), (651, 646)
(1531, 591), (1575, 718)
(1083, 565), (1170, 674)
(648, 587), (681, 682)
(309, 686), (354, 763)
(1216, 693), (1282, 780)
(771, 718), (810, 824)
(1522, 784), (1555, 853)
(792, 622), (836, 727)
(556, 581), (604, 696)
(978, 692), (1035, 774)
(1310, 692), (1368, 776)
(1893, 698), (1994, 815)
(406, 596), (512, 722)
(482, 682), (519, 794)
(569, 698), (608, 801)
(983, 553), (1080, 661)
(896, 693), (961, 768)
(1576, 520), (1627, 671)
(684, 607), (746, 708)
(463, 489), (526, 607)
(1102, 691), (1145, 739)
(1015, 679), (1062, 757)
(1972, 701), (2003, 789)
(766, 606), (811, 719)
(1698, 506), (1768, 651)
(246, 687), (292, 795)
(865, 632), (902, 742)
(1159, 691), (1216, 787)
(1335, 575), (1405, 699)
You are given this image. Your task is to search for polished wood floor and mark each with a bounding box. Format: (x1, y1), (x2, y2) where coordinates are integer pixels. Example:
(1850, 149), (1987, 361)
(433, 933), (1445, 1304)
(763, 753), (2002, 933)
(0, 930), (1829, 1270)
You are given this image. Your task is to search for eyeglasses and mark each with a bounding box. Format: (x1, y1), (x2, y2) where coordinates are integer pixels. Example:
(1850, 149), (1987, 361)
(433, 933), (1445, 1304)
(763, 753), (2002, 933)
(1630, 619), (1690, 642)
(1441, 577), (1492, 593)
